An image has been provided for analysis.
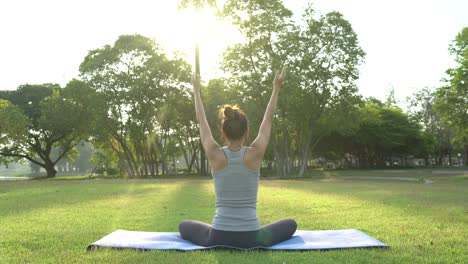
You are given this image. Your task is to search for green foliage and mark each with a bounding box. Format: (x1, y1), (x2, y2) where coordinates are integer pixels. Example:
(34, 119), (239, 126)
(385, 86), (397, 107)
(0, 84), (58, 125)
(434, 27), (468, 165)
(79, 34), (193, 178)
(437, 27), (468, 128)
(407, 87), (455, 165)
(0, 100), (29, 142)
(220, 1), (364, 175)
(0, 82), (95, 177)
(315, 99), (426, 168)
(177, 0), (217, 9)
(3, 4), (462, 176)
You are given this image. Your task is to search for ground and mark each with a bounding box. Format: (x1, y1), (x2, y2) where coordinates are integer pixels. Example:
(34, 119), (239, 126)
(0, 171), (466, 263)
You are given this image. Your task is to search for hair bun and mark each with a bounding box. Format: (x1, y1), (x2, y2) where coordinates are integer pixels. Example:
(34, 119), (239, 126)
(219, 104), (248, 141)
(224, 106), (236, 120)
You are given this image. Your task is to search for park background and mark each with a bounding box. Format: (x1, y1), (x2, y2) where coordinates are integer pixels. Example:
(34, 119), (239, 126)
(0, 0), (467, 263)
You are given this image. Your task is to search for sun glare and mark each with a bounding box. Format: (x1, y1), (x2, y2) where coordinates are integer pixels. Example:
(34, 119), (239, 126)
(164, 5), (242, 78)
(178, 6), (217, 43)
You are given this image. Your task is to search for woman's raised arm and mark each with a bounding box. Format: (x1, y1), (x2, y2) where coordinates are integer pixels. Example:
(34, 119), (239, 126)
(192, 74), (220, 156)
(250, 68), (286, 158)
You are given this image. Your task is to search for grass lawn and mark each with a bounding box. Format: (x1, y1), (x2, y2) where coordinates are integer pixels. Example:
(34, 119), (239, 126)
(0, 174), (467, 263)
(300, 167), (468, 179)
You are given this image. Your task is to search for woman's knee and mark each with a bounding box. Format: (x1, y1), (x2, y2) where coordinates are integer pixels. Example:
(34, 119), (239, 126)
(273, 218), (297, 237)
(178, 220), (191, 238)
(274, 218), (297, 232)
(286, 218), (297, 235)
(284, 218), (297, 232)
(179, 220), (201, 238)
(179, 220), (211, 237)
(178, 220), (212, 246)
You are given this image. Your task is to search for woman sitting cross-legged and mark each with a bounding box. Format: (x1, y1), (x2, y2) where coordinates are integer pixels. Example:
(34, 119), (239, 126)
(179, 68), (297, 248)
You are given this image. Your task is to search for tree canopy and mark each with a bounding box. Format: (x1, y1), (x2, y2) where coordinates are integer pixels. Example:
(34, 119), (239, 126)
(0, 5), (465, 177)
(434, 27), (468, 165)
(0, 82), (96, 177)
(79, 34), (193, 178)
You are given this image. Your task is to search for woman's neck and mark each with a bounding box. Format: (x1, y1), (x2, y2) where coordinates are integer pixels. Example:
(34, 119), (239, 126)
(227, 141), (243, 151)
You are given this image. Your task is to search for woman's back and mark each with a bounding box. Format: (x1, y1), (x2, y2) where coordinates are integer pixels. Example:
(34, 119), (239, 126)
(212, 146), (260, 231)
(179, 69), (296, 248)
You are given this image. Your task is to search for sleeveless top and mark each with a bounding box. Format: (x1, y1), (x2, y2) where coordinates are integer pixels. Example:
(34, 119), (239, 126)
(211, 146), (261, 231)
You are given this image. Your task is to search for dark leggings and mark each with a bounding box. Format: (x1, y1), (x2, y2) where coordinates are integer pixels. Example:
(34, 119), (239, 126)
(179, 219), (297, 248)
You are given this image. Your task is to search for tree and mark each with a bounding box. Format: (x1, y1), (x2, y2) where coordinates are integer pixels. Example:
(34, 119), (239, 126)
(177, 0), (217, 9)
(0, 99), (29, 165)
(385, 86), (397, 107)
(55, 141), (94, 174)
(292, 7), (365, 176)
(220, 2), (364, 176)
(408, 87), (452, 165)
(435, 27), (468, 165)
(316, 99), (426, 168)
(79, 34), (192, 178)
(0, 81), (96, 177)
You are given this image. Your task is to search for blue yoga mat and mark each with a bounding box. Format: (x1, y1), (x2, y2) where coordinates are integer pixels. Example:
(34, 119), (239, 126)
(87, 229), (388, 251)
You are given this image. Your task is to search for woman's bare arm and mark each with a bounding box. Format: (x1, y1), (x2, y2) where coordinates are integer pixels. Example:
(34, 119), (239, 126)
(250, 68), (286, 158)
(192, 74), (220, 158)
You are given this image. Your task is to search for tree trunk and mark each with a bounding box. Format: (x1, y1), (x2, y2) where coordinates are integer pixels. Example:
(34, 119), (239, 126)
(298, 127), (314, 177)
(436, 147), (443, 166)
(274, 147), (285, 177)
(464, 139), (468, 166)
(200, 142), (207, 176)
(188, 151), (196, 173)
(182, 149), (190, 172)
(172, 156), (177, 175)
(284, 131), (290, 174)
(298, 125), (326, 177)
(44, 162), (57, 178)
(120, 142), (137, 177)
(162, 154), (167, 175)
(273, 145), (280, 176)
(341, 153), (351, 168)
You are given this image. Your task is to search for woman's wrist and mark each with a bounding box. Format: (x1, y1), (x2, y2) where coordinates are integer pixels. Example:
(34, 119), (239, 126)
(273, 84), (281, 93)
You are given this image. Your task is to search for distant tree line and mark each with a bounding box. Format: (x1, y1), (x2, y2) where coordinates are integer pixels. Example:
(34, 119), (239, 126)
(0, 0), (466, 178)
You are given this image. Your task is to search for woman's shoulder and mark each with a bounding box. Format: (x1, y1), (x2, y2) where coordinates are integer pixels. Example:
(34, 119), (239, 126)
(243, 146), (262, 173)
(209, 147), (228, 173)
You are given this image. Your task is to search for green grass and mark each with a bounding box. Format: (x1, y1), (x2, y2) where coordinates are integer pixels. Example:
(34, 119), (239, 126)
(299, 168), (467, 179)
(0, 176), (467, 263)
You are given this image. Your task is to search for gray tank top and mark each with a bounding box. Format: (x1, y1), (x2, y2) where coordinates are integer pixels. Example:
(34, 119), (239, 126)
(211, 146), (261, 231)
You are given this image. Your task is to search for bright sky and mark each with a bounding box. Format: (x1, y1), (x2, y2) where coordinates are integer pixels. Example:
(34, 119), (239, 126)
(0, 0), (466, 106)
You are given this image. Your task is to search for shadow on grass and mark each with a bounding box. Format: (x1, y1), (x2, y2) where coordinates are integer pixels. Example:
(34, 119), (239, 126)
(264, 178), (467, 208)
(271, 182), (465, 228)
(0, 180), (174, 220)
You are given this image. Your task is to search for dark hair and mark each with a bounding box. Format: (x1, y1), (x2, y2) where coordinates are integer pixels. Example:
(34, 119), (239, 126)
(219, 104), (248, 141)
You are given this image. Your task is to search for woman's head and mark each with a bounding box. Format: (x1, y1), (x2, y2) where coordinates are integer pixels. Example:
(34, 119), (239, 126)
(219, 104), (248, 142)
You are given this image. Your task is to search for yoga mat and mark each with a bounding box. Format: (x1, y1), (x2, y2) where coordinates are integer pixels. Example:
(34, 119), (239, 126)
(87, 229), (388, 251)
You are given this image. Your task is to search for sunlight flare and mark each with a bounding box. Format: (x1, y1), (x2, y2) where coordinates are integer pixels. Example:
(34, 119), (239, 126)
(167, 5), (242, 77)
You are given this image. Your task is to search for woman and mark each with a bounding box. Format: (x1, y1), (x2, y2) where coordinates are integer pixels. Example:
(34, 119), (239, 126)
(179, 69), (297, 248)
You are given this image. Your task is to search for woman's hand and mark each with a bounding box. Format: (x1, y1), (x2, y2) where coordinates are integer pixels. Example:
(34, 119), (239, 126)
(273, 68), (287, 90)
(192, 73), (201, 94)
